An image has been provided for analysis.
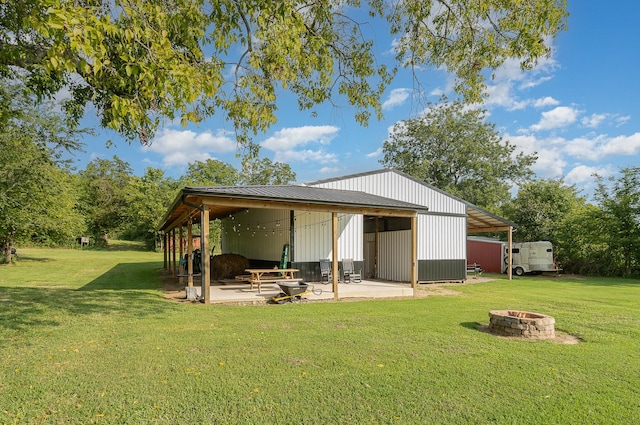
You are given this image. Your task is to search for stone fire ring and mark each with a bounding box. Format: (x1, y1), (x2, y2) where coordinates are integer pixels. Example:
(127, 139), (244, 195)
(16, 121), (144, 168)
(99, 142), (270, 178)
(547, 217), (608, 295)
(488, 310), (555, 339)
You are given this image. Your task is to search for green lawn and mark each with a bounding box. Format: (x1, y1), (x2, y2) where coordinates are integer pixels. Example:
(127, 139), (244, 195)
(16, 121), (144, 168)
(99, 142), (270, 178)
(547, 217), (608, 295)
(1, 246), (639, 424)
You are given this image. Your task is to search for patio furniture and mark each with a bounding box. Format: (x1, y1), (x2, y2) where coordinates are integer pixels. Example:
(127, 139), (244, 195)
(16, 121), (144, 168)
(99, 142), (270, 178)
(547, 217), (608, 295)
(319, 259), (332, 283)
(245, 268), (302, 293)
(342, 258), (361, 283)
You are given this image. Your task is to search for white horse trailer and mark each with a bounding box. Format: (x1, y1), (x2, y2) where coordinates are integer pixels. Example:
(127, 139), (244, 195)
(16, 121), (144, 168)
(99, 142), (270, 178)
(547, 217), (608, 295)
(504, 241), (559, 276)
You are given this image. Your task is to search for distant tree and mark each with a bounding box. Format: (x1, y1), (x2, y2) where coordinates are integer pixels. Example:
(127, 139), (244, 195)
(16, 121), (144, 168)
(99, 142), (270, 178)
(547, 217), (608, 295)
(0, 81), (85, 263)
(123, 167), (178, 249)
(180, 159), (239, 187)
(501, 178), (588, 271)
(1, 1), (568, 146)
(502, 179), (585, 243)
(239, 155), (296, 185)
(381, 100), (537, 209)
(78, 156), (133, 242)
(588, 168), (640, 276)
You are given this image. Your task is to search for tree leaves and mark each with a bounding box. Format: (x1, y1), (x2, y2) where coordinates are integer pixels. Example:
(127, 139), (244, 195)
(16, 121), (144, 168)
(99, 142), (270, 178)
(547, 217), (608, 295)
(380, 100), (537, 209)
(1, 0), (568, 146)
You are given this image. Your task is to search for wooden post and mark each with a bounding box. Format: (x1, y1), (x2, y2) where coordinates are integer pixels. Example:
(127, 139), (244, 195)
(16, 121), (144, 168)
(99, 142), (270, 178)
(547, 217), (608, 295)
(201, 207), (211, 303)
(187, 220), (193, 289)
(411, 215), (418, 293)
(171, 229), (177, 277)
(332, 212), (338, 301)
(374, 217), (379, 279)
(507, 226), (513, 281)
(163, 233), (168, 270)
(178, 225), (184, 286)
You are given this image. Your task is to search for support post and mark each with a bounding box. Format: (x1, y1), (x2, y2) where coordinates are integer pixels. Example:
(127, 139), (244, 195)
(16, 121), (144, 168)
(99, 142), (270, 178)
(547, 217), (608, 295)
(171, 228), (177, 277)
(411, 215), (418, 293)
(178, 225), (184, 286)
(187, 220), (194, 295)
(507, 226), (513, 281)
(332, 212), (338, 301)
(374, 217), (379, 279)
(201, 207), (211, 303)
(163, 233), (168, 269)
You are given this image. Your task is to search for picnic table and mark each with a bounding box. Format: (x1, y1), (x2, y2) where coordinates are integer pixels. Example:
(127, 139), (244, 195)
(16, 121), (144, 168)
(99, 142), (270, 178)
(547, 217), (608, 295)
(245, 268), (301, 293)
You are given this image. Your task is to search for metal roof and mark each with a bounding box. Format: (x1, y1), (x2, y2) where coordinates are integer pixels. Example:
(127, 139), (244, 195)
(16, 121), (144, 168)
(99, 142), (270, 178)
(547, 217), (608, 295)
(158, 184), (428, 231)
(307, 168), (516, 233)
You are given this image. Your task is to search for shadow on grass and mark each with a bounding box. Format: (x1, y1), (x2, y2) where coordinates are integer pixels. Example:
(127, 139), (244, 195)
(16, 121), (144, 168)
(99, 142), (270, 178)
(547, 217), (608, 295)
(0, 262), (178, 334)
(460, 321), (484, 332)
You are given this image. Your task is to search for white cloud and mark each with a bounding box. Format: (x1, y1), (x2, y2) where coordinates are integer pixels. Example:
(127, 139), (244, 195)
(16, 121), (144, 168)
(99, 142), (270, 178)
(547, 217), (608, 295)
(319, 166), (342, 174)
(562, 136), (600, 160)
(261, 125), (339, 151)
(481, 55), (559, 111)
(146, 128), (237, 166)
(599, 132), (640, 156)
(581, 113), (608, 128)
(530, 106), (580, 131)
(274, 149), (337, 164)
(260, 125), (340, 165)
(382, 88), (411, 110)
(533, 97), (560, 108)
(366, 147), (383, 158)
(505, 133), (567, 178)
(616, 115), (631, 126)
(565, 165), (613, 185)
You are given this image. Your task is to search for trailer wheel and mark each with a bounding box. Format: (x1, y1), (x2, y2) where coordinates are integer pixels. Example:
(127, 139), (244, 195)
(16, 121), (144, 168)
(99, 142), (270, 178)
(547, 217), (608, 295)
(514, 267), (525, 277)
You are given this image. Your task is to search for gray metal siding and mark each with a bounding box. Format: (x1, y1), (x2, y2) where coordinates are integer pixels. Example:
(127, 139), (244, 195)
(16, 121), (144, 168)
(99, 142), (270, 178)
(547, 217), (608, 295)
(418, 259), (467, 281)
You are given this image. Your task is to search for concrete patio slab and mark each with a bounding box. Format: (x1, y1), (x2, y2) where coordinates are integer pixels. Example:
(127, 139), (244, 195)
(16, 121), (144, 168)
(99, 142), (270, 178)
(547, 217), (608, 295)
(181, 279), (414, 304)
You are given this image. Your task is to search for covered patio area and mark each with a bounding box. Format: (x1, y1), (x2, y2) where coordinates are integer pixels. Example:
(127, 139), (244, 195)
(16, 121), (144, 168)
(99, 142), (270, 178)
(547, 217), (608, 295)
(170, 277), (414, 305)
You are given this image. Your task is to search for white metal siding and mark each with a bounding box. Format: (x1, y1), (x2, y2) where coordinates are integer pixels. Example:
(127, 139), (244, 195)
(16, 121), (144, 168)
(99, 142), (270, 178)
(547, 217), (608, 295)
(378, 230), (411, 282)
(310, 170), (466, 214)
(221, 209), (290, 261)
(418, 214), (467, 260)
(293, 212), (363, 262)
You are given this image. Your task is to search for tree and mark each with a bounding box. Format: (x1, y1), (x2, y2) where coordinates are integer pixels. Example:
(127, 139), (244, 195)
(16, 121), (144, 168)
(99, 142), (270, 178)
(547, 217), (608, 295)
(0, 81), (85, 263)
(502, 179), (585, 243)
(179, 159), (239, 187)
(380, 100), (537, 208)
(78, 156), (134, 242)
(588, 168), (640, 276)
(1, 1), (568, 146)
(122, 167), (178, 249)
(500, 178), (588, 271)
(239, 155), (296, 185)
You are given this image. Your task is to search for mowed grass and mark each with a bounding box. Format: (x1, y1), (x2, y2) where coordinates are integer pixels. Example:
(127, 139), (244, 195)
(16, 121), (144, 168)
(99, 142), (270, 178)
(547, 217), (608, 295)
(1, 246), (639, 424)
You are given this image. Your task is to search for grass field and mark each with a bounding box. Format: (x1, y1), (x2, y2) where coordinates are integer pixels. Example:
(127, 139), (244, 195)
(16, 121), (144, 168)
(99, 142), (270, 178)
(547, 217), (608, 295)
(1, 245), (639, 424)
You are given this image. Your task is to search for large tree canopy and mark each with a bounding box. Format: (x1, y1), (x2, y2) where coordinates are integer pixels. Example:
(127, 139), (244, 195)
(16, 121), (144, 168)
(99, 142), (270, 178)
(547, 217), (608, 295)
(0, 80), (85, 262)
(380, 100), (537, 208)
(1, 0), (568, 145)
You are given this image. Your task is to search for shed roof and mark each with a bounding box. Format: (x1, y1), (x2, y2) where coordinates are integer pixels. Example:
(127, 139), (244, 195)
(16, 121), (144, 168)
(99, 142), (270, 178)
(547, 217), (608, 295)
(158, 184), (427, 232)
(306, 168), (516, 233)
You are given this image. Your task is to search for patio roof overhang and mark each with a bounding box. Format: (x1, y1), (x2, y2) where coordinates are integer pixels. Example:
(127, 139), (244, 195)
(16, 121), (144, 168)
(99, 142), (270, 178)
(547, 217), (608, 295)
(466, 203), (517, 234)
(158, 185), (428, 232)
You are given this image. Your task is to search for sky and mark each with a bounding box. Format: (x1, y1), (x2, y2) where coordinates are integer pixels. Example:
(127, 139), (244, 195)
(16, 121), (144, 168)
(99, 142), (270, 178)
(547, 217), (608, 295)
(74, 1), (640, 198)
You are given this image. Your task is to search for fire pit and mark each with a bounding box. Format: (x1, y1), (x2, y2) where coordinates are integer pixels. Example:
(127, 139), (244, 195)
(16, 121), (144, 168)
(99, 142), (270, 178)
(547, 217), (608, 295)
(488, 310), (555, 339)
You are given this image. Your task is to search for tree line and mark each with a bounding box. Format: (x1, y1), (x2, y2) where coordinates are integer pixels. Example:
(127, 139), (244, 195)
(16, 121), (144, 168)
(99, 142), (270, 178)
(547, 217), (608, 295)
(2, 81), (638, 277)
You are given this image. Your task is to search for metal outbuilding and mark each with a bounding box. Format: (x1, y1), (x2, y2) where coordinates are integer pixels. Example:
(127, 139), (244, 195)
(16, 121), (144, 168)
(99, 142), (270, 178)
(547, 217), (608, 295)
(157, 168), (515, 304)
(306, 169), (515, 281)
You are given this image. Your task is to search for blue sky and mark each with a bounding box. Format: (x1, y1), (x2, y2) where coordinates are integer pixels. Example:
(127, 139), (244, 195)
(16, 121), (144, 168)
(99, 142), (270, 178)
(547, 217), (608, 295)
(75, 1), (640, 197)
